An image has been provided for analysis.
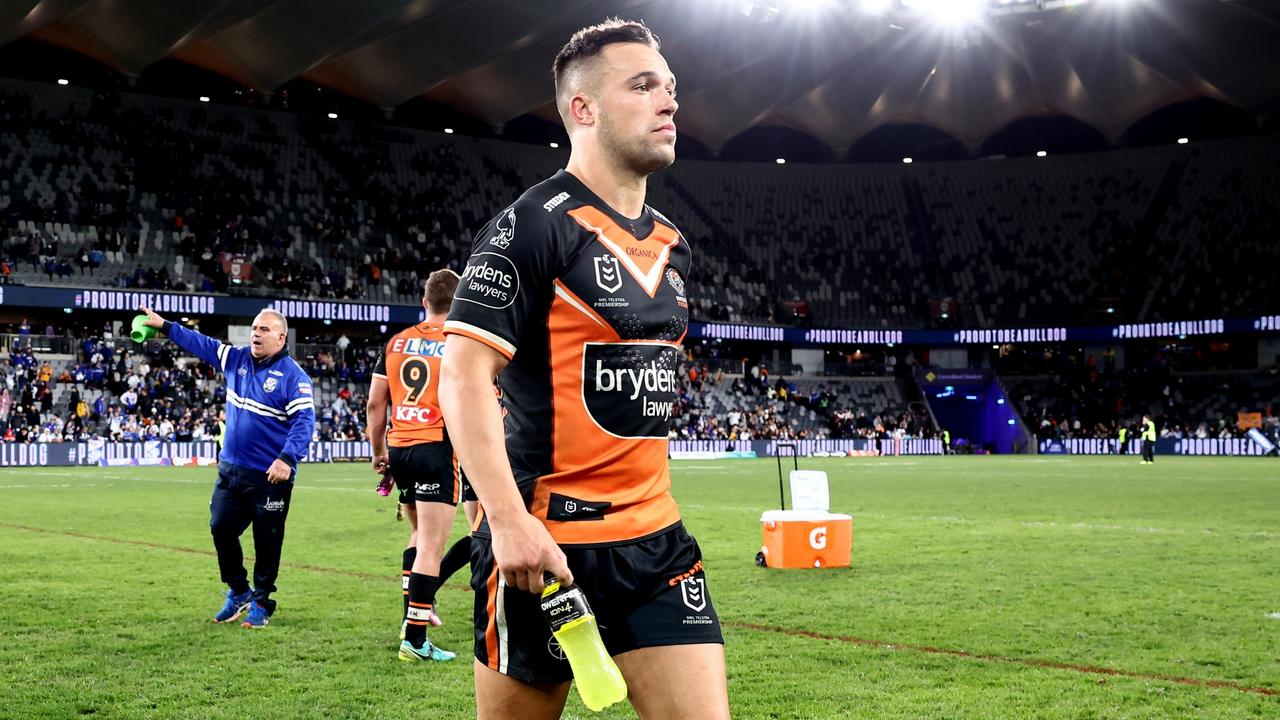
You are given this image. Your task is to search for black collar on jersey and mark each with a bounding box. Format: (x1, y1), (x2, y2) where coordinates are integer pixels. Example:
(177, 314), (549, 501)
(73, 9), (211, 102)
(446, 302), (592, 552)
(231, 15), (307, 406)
(554, 169), (656, 239)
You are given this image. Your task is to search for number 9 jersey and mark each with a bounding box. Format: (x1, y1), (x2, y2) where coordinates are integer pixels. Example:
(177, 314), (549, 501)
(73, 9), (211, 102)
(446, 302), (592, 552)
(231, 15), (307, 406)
(372, 323), (448, 446)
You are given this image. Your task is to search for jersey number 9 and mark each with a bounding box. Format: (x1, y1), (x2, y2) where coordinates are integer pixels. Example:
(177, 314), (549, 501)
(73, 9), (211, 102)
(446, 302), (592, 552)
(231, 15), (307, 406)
(400, 356), (430, 405)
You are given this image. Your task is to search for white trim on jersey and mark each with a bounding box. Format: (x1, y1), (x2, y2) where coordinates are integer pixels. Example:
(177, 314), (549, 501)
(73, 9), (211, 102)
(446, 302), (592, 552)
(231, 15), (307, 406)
(216, 344), (230, 371)
(444, 320), (517, 358)
(227, 388), (287, 421)
(553, 283), (609, 329)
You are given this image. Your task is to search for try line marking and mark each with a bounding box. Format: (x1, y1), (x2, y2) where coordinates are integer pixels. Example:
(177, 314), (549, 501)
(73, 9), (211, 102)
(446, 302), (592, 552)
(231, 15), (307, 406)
(3, 522), (1275, 699)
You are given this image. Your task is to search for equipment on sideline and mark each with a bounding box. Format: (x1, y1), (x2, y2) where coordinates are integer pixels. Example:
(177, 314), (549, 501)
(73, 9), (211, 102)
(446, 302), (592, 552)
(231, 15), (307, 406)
(130, 314), (157, 343)
(756, 444), (853, 569)
(540, 575), (626, 712)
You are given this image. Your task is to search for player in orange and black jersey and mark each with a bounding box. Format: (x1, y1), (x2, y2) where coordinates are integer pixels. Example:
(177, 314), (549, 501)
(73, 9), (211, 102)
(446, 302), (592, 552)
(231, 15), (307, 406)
(440, 19), (727, 720)
(367, 269), (476, 663)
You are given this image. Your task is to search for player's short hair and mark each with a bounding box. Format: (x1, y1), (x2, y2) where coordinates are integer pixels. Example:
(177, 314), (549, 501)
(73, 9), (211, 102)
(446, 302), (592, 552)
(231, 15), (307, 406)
(425, 269), (460, 315)
(553, 18), (661, 120)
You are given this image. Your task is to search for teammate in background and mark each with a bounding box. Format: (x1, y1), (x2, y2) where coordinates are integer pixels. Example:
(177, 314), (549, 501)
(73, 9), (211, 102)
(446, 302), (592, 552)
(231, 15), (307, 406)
(1117, 424), (1129, 456)
(366, 269), (475, 663)
(942, 428), (951, 455)
(1140, 415), (1157, 464)
(441, 19), (729, 720)
(137, 306), (315, 629)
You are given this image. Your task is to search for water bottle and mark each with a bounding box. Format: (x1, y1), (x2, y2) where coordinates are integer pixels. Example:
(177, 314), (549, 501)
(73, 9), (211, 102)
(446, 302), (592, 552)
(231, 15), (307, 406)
(540, 575), (627, 711)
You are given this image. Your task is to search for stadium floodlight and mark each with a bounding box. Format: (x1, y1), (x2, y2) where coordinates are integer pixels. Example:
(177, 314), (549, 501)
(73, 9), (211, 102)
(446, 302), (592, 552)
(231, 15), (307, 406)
(443, 128), (454, 134)
(57, 78), (69, 86)
(1177, 137), (1189, 144)
(1036, 150), (1047, 157)
(902, 157), (913, 164)
(908, 0), (986, 26)
(327, 112), (338, 119)
(199, 96), (210, 103)
(776, 158), (787, 164)
(792, 0), (835, 11)
(858, 0), (893, 15)
(1106, 306), (1115, 314)
(550, 142), (560, 148)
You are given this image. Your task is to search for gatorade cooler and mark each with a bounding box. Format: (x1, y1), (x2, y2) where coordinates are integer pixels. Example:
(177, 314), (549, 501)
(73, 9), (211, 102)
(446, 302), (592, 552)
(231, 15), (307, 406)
(757, 470), (853, 569)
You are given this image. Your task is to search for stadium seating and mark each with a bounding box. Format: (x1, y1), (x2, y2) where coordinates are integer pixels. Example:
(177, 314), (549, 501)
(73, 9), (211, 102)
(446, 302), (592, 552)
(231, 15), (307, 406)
(2, 78), (1278, 329)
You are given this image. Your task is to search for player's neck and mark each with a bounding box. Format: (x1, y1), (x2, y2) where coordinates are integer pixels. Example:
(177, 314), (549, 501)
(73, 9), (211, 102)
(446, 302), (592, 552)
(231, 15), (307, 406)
(424, 312), (447, 325)
(565, 152), (647, 220)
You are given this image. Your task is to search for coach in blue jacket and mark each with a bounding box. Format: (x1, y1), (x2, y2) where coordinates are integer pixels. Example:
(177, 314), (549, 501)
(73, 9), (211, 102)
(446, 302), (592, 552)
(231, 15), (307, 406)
(139, 305), (316, 628)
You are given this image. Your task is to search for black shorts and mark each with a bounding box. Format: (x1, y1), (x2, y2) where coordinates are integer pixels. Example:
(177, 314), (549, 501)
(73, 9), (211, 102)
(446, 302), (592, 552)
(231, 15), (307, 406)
(388, 442), (475, 505)
(471, 522), (723, 683)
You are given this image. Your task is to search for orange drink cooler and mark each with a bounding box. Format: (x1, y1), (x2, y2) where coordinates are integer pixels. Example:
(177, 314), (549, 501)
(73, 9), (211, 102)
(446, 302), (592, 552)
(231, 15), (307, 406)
(759, 510), (853, 569)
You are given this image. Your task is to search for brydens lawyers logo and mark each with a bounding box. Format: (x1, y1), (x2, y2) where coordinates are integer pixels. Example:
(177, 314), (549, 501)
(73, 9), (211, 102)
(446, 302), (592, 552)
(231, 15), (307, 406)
(680, 577), (707, 612)
(594, 254), (622, 293)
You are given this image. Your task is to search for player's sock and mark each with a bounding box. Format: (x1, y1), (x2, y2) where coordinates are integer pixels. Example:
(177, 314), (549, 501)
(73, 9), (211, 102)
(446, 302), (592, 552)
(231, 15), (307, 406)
(438, 536), (472, 585)
(401, 547), (417, 619)
(405, 572), (441, 648)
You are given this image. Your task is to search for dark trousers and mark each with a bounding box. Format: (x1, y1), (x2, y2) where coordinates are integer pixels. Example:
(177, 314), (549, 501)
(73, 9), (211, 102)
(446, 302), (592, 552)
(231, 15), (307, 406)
(1141, 440), (1155, 462)
(210, 462), (293, 611)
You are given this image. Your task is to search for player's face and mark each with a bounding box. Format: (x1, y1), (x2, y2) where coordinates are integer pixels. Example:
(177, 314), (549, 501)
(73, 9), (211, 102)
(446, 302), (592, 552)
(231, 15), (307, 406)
(594, 42), (678, 175)
(250, 313), (286, 359)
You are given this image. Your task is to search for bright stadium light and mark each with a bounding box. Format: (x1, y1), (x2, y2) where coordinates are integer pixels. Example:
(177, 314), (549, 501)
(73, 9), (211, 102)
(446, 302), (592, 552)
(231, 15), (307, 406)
(776, 158), (786, 164)
(57, 78), (69, 86)
(199, 96), (210, 103)
(443, 128), (454, 134)
(1177, 137), (1189, 144)
(1036, 150), (1048, 157)
(902, 157), (913, 164)
(907, 0), (986, 26)
(549, 142), (559, 148)
(327, 112), (338, 119)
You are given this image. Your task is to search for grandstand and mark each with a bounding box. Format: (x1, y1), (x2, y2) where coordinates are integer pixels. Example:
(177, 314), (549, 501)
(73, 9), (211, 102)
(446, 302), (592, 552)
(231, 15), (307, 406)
(1, 73), (1277, 447)
(4, 79), (1279, 330)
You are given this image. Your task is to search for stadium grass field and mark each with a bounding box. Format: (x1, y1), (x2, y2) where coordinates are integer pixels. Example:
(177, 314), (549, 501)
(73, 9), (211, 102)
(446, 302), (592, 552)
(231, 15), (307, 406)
(1, 456), (1277, 719)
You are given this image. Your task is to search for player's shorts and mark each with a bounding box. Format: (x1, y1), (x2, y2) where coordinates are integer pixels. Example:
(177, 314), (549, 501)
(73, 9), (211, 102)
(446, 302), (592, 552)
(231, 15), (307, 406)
(471, 522), (723, 683)
(388, 441), (474, 505)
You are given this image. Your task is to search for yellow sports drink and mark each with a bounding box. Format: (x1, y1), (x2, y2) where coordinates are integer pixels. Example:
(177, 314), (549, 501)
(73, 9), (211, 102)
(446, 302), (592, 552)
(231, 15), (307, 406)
(540, 576), (627, 711)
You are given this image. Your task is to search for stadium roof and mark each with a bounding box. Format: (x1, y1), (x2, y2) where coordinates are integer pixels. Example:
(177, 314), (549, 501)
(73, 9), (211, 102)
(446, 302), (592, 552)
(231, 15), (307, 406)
(4, 0), (1280, 152)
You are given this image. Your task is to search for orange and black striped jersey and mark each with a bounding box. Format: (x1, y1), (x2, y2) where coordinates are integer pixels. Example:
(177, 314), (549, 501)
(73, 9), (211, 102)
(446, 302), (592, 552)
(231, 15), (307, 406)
(373, 323), (447, 447)
(445, 170), (690, 547)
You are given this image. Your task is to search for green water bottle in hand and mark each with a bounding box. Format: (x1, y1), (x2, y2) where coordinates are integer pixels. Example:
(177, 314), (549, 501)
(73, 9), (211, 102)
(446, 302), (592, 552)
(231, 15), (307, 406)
(540, 575), (627, 712)
(130, 314), (158, 343)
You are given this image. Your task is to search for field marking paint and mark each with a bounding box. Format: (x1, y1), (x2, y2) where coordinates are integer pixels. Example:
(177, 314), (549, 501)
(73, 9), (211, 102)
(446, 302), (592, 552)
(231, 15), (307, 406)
(0, 474), (366, 492)
(4, 521), (1276, 699)
(729, 622), (1279, 698)
(1267, 612), (1280, 620)
(0, 523), (388, 581)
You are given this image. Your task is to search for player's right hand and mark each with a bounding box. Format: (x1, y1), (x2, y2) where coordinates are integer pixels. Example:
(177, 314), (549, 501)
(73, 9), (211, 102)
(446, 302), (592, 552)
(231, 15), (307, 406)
(137, 305), (165, 329)
(491, 512), (572, 594)
(371, 450), (389, 474)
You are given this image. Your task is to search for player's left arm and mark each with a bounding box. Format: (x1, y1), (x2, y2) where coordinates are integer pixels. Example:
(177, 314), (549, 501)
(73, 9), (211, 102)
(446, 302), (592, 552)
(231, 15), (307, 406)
(267, 372), (316, 483)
